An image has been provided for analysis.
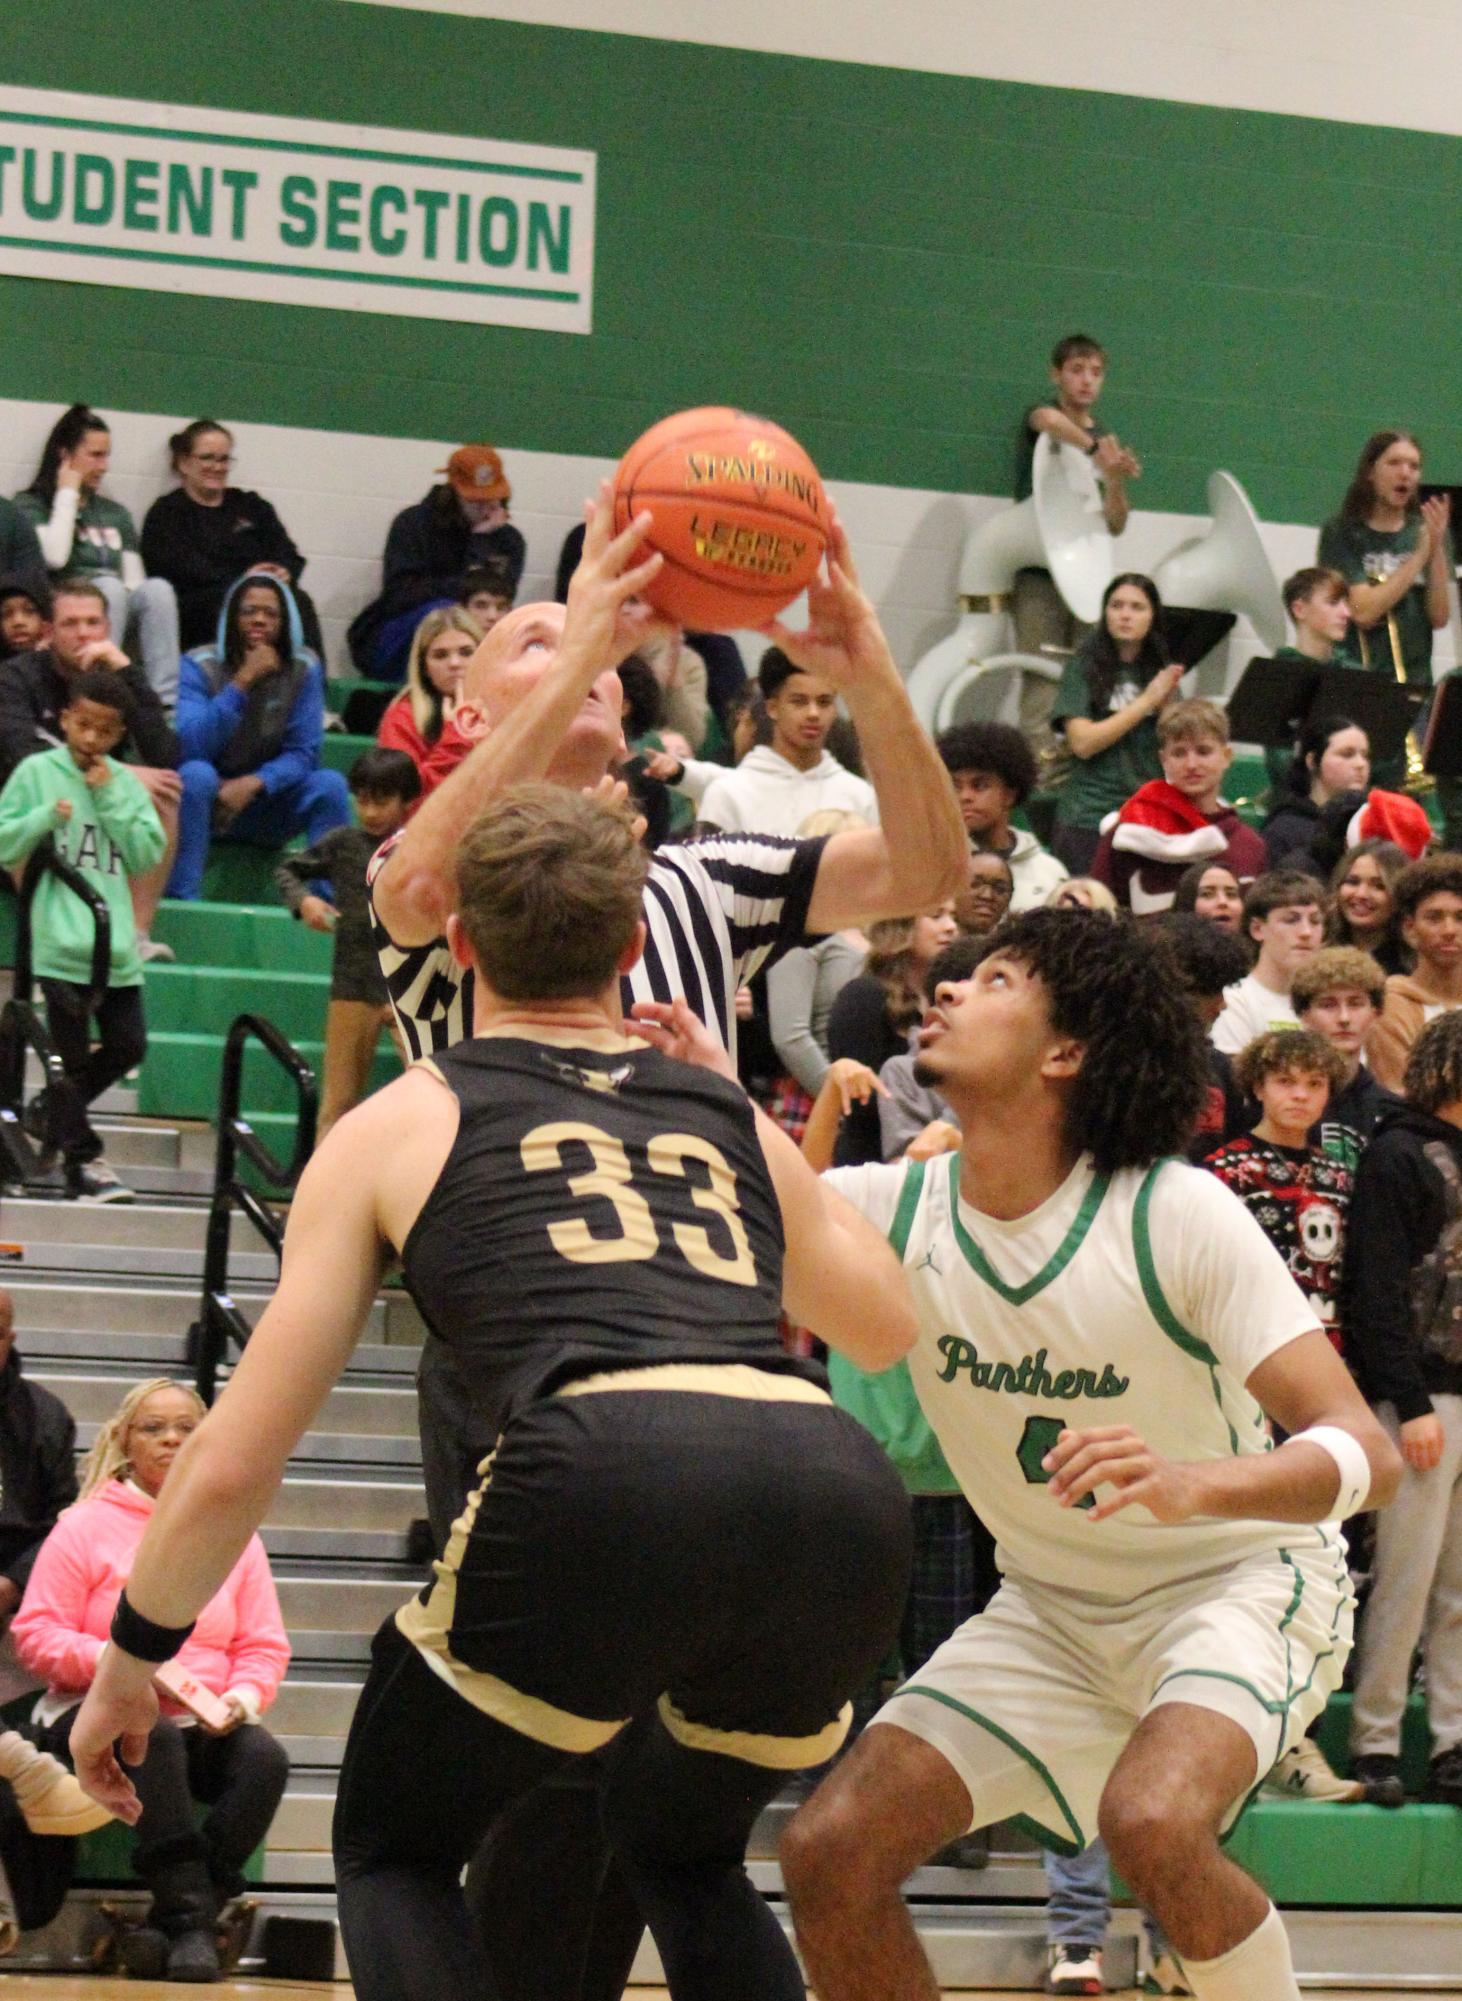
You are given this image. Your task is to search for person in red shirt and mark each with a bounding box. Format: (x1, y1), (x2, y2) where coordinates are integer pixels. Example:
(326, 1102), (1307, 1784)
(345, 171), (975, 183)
(376, 607), (482, 781)
(1095, 699), (1267, 915)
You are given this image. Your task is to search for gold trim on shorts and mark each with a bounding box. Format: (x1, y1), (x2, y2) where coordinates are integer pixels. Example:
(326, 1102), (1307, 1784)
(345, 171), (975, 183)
(658, 1693), (853, 1770)
(559, 1362), (831, 1405)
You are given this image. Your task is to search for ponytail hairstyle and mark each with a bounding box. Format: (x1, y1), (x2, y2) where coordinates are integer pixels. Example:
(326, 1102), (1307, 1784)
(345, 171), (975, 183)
(76, 1377), (205, 1501)
(25, 404), (109, 509)
(1340, 429), (1422, 524)
(1083, 573), (1169, 713)
(168, 417), (233, 473)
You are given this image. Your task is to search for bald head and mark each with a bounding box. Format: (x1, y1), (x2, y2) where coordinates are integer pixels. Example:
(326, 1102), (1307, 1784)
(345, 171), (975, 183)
(456, 599), (624, 786)
(462, 602), (567, 703)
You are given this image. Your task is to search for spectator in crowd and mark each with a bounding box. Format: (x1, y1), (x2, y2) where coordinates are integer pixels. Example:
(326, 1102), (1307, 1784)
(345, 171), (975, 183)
(644, 682), (773, 820)
(13, 406), (180, 707)
(276, 748), (418, 1139)
(955, 849), (1015, 938)
(140, 419), (323, 658)
(1012, 334), (1141, 667)
(1050, 574), (1182, 875)
(1328, 838), (1413, 976)
(766, 810), (874, 1102)
(0, 1290), (77, 1667)
(1047, 876), (1118, 914)
(1293, 948), (1399, 1172)
(875, 933), (985, 1164)
(347, 444), (526, 679)
(0, 499), (46, 604)
(458, 556), (517, 637)
(1345, 1010), (1462, 1810)
(1042, 1843), (1182, 1998)
(1094, 698), (1266, 914)
(936, 722), (1067, 912)
(1320, 432), (1452, 695)
(827, 904), (959, 1166)
(0, 579), (49, 664)
(1261, 567), (1359, 795)
(639, 629), (711, 758)
(1262, 715), (1371, 874)
(1171, 858), (1244, 933)
(1206, 1030), (1354, 1373)
(1367, 856), (1462, 1091)
(375, 608), (481, 778)
(1211, 870), (1324, 1055)
(13, 1379), (290, 1982)
(1153, 912), (1251, 1162)
(169, 572), (351, 900)
(698, 647), (877, 834)
(0, 578), (181, 960)
(0, 670), (165, 1203)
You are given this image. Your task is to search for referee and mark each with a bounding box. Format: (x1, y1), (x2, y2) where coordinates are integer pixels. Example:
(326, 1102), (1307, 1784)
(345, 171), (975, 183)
(368, 488), (966, 2000)
(70, 784), (917, 2001)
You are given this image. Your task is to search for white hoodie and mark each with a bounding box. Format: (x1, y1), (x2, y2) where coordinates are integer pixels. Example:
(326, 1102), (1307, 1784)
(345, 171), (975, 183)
(698, 746), (878, 837)
(1003, 828), (1068, 913)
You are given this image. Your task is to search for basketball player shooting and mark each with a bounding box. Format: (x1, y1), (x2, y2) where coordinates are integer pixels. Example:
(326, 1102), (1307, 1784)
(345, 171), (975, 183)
(637, 909), (1401, 2001)
(66, 784), (919, 2001)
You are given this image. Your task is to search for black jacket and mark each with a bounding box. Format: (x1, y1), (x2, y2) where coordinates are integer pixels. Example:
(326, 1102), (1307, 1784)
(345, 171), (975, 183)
(0, 1352), (78, 1593)
(348, 487), (526, 671)
(1344, 1103), (1462, 1419)
(140, 486), (306, 652)
(0, 649), (179, 786)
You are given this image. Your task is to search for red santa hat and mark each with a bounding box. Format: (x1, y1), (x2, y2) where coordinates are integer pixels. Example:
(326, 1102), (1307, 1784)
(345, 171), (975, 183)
(1344, 789), (1432, 861)
(1106, 780), (1227, 863)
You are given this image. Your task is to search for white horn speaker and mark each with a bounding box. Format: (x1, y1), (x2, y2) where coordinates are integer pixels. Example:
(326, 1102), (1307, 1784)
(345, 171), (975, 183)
(909, 436), (1113, 730)
(1152, 471), (1286, 653)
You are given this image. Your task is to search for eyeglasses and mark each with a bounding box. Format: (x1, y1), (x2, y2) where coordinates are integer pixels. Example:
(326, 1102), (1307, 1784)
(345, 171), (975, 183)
(190, 453), (234, 467)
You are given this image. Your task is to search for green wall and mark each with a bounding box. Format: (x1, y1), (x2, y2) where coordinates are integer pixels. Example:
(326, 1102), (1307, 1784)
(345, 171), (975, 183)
(3, 0), (1459, 520)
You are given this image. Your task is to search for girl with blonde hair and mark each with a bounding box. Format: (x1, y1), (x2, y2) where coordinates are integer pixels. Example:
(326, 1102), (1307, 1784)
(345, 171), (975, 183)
(376, 606), (483, 775)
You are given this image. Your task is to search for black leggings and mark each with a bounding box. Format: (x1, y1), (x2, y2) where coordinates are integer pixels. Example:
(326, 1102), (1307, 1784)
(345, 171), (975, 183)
(37, 978), (148, 1168)
(335, 1623), (800, 2001)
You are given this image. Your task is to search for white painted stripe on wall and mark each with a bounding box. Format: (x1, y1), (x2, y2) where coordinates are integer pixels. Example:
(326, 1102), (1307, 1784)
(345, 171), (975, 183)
(345, 0), (1462, 141)
(8, 395), (1437, 697)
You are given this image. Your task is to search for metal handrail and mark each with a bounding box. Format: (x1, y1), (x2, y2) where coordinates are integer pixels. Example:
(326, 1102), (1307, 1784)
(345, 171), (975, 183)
(0, 840), (112, 1185)
(189, 1013), (317, 1403)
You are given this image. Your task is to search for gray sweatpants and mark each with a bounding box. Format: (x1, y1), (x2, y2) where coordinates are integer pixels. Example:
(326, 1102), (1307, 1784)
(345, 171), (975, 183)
(1350, 1393), (1462, 1760)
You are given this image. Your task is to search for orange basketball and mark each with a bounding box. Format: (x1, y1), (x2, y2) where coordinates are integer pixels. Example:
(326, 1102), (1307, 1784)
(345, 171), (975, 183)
(611, 407), (827, 631)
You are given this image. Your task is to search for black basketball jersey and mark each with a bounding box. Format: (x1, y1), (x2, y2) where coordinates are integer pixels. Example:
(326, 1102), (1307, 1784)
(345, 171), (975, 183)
(402, 1034), (818, 1433)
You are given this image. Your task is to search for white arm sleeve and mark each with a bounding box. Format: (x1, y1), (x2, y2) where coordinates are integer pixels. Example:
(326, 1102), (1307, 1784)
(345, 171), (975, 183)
(34, 488), (79, 569)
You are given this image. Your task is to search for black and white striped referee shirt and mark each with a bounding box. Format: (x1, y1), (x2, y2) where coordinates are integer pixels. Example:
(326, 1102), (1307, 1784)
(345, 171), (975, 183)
(368, 829), (829, 1061)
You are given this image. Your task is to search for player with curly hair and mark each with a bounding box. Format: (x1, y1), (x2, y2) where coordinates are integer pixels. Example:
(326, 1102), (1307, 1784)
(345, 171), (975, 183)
(752, 906), (1401, 2001)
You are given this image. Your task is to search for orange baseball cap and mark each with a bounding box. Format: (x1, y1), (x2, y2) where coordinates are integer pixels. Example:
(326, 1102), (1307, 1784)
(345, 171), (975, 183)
(439, 444), (510, 502)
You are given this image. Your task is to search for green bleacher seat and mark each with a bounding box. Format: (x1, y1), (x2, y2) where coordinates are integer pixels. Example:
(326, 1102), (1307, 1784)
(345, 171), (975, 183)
(1223, 1798), (1461, 1906)
(138, 1030), (399, 1122)
(144, 965), (331, 1044)
(75, 1814), (262, 1887)
(319, 733), (378, 778)
(151, 901), (332, 975)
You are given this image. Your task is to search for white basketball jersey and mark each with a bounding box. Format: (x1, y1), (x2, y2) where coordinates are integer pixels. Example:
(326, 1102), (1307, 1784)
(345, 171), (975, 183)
(829, 1150), (1332, 1601)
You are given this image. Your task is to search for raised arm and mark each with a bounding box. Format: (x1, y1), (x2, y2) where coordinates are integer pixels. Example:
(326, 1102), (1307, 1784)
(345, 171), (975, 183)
(372, 487), (663, 946)
(762, 519), (966, 930)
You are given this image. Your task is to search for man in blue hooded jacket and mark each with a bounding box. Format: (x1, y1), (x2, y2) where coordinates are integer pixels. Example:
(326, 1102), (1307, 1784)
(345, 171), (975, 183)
(168, 571), (350, 899)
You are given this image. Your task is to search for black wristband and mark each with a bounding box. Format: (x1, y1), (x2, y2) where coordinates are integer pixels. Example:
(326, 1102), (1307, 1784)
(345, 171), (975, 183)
(110, 1590), (195, 1664)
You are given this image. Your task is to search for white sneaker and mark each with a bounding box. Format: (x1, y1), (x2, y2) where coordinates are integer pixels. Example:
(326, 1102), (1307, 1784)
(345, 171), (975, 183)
(1263, 1736), (1364, 1803)
(1047, 1945), (1104, 1995)
(66, 1157), (135, 1204)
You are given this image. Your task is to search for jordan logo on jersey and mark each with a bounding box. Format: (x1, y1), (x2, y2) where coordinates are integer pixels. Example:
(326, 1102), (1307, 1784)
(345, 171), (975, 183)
(935, 1336), (1129, 1401)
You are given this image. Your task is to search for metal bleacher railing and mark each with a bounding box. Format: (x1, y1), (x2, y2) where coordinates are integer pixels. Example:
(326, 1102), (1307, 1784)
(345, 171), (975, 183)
(0, 839), (111, 1187)
(188, 1013), (317, 1403)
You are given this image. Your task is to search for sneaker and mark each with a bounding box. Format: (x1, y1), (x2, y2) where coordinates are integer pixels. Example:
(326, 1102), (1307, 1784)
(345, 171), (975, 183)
(1047, 1945), (1104, 1995)
(66, 1157), (134, 1205)
(1142, 1952), (1190, 1996)
(0, 1730), (113, 1836)
(1351, 1753), (1407, 1808)
(1422, 1744), (1462, 1807)
(136, 933), (176, 964)
(1263, 1736), (1365, 1803)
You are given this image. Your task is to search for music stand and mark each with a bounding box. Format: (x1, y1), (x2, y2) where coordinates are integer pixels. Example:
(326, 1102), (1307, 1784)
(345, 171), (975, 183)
(1423, 673), (1462, 779)
(1226, 656), (1418, 769)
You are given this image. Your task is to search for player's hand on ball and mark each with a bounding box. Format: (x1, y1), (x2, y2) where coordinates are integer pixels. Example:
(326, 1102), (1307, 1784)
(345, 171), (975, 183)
(627, 998), (736, 1080)
(1043, 1425), (1200, 1524)
(566, 480), (670, 671)
(760, 513), (894, 692)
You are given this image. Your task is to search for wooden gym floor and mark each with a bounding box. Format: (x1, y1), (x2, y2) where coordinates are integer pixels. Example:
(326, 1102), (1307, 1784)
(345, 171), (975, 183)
(0, 1983), (1413, 1999)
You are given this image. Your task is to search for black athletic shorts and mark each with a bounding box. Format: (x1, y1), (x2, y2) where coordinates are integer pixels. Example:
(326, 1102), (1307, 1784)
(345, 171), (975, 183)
(396, 1367), (913, 1766)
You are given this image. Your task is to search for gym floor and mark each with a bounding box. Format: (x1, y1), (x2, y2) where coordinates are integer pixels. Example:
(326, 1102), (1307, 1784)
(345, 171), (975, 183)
(0, 1983), (1410, 1999)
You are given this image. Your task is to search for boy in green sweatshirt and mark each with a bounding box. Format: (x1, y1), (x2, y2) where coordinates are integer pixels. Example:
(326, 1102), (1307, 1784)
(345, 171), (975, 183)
(0, 670), (165, 1201)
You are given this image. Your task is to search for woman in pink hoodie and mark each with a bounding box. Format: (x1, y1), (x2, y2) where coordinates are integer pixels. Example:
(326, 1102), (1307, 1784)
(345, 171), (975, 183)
(12, 1378), (289, 1982)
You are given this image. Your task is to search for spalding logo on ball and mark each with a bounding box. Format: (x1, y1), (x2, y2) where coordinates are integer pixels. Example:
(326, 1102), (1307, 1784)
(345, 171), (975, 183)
(612, 407), (827, 632)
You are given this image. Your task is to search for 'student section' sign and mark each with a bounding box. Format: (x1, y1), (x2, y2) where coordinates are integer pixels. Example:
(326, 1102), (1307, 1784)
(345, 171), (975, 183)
(0, 87), (596, 333)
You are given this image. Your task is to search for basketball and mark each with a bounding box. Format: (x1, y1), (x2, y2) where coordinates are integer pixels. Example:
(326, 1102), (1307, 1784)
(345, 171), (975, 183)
(611, 406), (828, 631)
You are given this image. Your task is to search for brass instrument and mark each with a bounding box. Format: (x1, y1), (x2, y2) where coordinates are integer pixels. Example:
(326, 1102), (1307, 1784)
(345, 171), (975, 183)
(1360, 553), (1431, 794)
